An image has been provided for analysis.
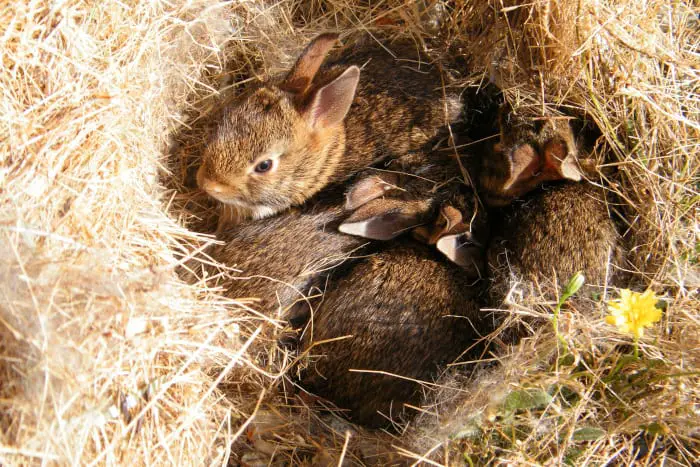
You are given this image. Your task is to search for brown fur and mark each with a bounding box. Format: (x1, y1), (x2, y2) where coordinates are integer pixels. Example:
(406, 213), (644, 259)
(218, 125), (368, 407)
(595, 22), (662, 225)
(339, 149), (489, 276)
(487, 182), (625, 293)
(200, 166), (490, 429)
(479, 105), (626, 303)
(479, 104), (581, 207)
(299, 239), (488, 428)
(203, 186), (368, 320)
(197, 33), (462, 225)
(341, 152), (466, 236)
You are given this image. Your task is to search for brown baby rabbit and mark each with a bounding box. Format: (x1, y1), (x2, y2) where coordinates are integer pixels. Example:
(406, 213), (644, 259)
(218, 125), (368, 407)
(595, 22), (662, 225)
(298, 238), (488, 429)
(202, 162), (475, 323)
(197, 32), (462, 226)
(481, 106), (625, 294)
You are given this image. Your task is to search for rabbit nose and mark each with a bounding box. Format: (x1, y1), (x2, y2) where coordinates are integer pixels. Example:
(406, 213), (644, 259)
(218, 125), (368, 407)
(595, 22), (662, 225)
(202, 180), (228, 194)
(196, 167), (228, 194)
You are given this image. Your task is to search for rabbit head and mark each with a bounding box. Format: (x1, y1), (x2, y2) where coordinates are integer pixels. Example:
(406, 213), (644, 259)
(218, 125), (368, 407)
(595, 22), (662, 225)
(197, 33), (360, 220)
(338, 151), (489, 277)
(480, 104), (582, 207)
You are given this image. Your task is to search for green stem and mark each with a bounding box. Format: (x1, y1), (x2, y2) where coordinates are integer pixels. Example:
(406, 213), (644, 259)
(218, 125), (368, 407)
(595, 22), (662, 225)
(553, 298), (569, 354)
(552, 272), (584, 355)
(633, 337), (639, 359)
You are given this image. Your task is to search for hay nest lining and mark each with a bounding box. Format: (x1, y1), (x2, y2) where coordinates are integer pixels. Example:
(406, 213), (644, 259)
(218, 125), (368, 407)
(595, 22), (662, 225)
(1, 0), (697, 465)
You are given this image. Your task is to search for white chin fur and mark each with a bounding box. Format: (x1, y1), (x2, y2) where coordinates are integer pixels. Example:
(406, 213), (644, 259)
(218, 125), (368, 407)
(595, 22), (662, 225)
(218, 198), (279, 220)
(250, 205), (279, 220)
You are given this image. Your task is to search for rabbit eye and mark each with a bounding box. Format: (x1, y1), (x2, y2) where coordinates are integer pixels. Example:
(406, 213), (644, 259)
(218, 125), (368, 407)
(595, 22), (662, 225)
(254, 159), (274, 173)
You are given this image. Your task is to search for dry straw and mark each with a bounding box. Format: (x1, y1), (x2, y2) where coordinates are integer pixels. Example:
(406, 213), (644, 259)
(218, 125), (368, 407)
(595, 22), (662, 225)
(1, 0), (697, 465)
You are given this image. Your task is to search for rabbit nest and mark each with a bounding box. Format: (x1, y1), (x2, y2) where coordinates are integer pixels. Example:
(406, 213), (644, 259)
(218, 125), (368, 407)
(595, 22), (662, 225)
(1, 1), (698, 465)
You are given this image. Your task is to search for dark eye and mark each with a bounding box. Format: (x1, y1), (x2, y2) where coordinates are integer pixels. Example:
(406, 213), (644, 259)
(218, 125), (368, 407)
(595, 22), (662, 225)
(254, 159), (274, 173)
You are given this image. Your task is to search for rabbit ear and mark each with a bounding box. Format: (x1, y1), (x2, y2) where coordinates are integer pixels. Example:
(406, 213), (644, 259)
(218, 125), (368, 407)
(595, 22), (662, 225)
(281, 33), (340, 94)
(436, 232), (485, 277)
(434, 204), (485, 273)
(413, 204), (470, 244)
(305, 66), (360, 129)
(501, 143), (540, 191)
(403, 203), (485, 276)
(501, 136), (581, 192)
(339, 198), (430, 241)
(345, 173), (400, 210)
(412, 205), (463, 242)
(543, 137), (582, 181)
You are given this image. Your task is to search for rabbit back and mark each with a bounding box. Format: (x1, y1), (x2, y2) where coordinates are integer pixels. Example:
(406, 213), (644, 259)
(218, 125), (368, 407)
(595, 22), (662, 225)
(300, 240), (486, 428)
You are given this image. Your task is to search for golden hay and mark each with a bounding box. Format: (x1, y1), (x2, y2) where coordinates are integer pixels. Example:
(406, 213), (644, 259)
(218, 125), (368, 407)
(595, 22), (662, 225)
(1, 0), (697, 465)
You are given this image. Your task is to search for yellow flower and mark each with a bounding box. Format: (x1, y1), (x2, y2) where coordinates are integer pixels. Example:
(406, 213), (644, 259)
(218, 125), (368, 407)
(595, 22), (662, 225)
(606, 289), (663, 338)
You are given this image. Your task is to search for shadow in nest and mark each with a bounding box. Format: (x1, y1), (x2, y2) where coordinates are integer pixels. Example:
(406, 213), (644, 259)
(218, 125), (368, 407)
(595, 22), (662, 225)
(164, 93), (234, 236)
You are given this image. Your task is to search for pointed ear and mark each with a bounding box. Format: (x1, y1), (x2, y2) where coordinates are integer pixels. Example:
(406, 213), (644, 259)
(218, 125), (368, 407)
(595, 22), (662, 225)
(305, 66), (360, 129)
(543, 137), (582, 181)
(440, 205), (465, 232)
(412, 205), (466, 245)
(345, 173), (400, 210)
(420, 205), (468, 244)
(412, 206), (464, 244)
(501, 143), (540, 191)
(339, 198), (430, 241)
(436, 233), (485, 277)
(281, 33), (340, 94)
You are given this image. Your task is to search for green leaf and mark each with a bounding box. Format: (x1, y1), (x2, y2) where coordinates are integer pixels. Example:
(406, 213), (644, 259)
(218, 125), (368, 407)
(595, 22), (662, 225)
(562, 271), (585, 300)
(451, 414), (482, 440)
(502, 389), (553, 412)
(558, 353), (576, 367)
(572, 427), (606, 441)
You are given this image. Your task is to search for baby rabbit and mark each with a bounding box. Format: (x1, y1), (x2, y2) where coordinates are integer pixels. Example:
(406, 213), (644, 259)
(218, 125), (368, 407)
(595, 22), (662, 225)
(298, 238), (488, 429)
(479, 105), (582, 207)
(197, 32), (462, 225)
(202, 155), (476, 322)
(200, 162), (488, 428)
(480, 105), (626, 294)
